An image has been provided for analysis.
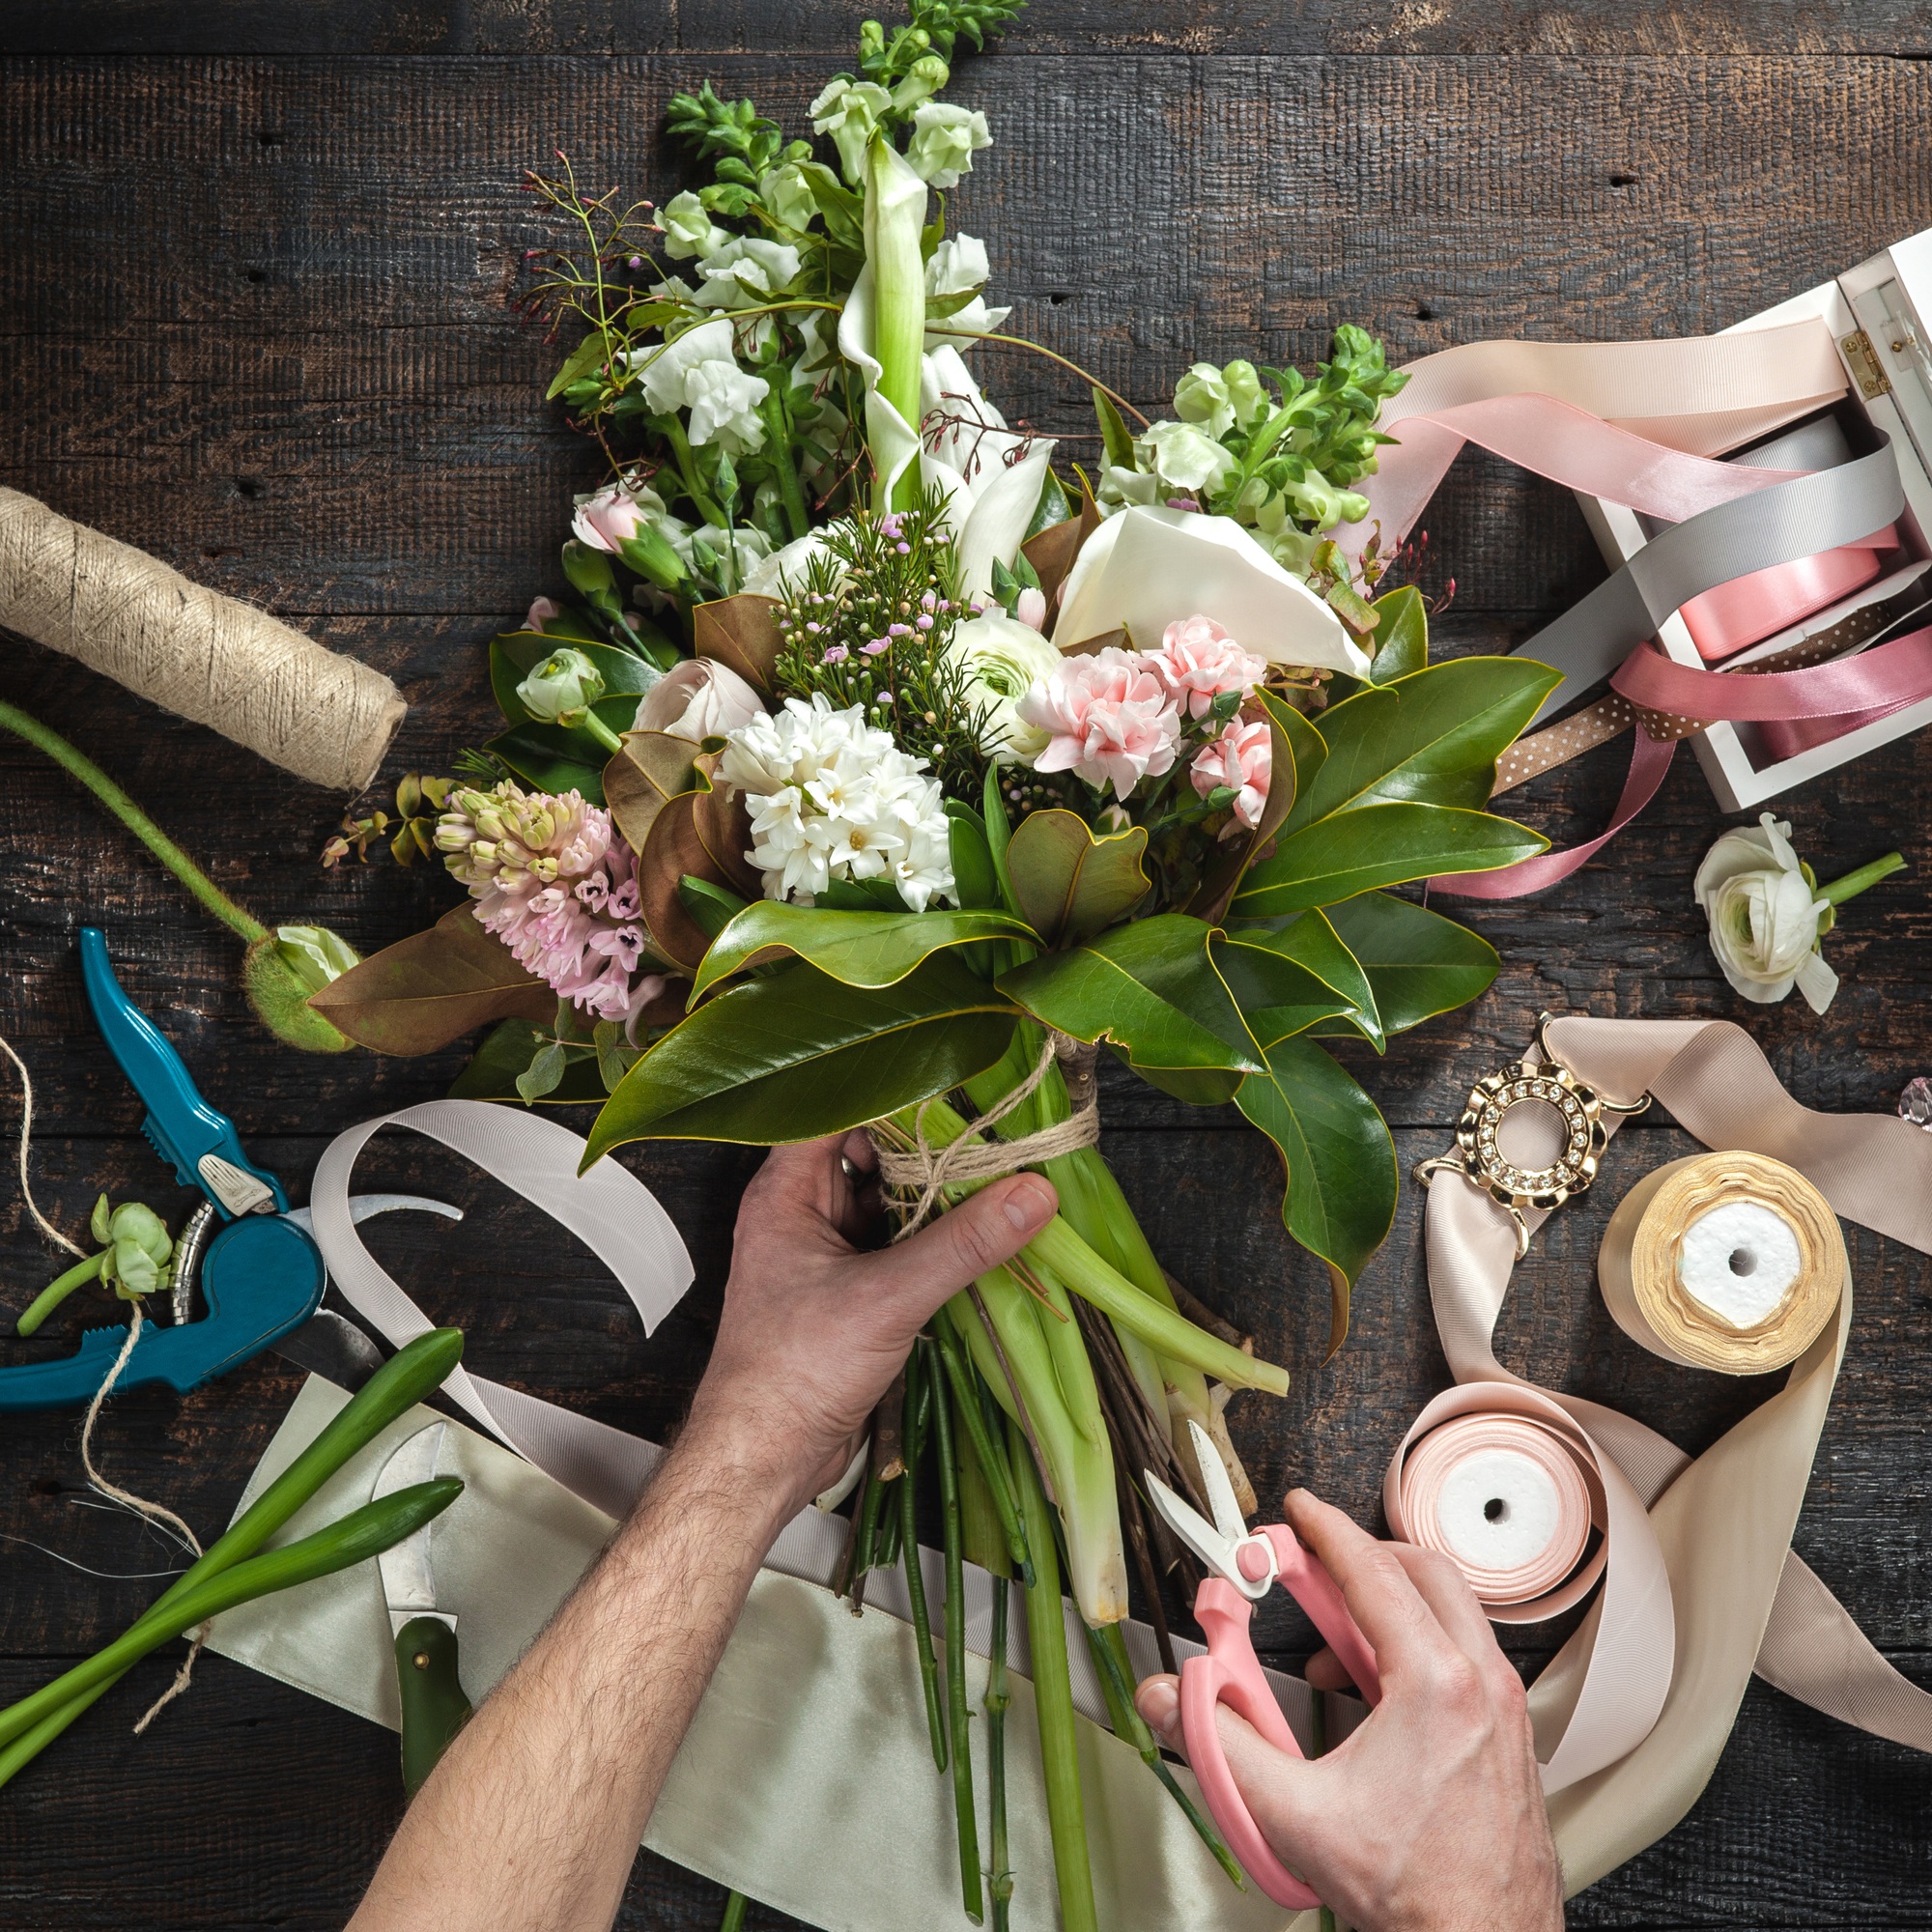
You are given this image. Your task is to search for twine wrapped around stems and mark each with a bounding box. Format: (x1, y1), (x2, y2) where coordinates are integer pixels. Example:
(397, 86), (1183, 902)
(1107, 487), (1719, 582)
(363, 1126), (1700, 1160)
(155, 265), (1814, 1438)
(869, 1035), (1100, 1237)
(0, 487), (405, 792)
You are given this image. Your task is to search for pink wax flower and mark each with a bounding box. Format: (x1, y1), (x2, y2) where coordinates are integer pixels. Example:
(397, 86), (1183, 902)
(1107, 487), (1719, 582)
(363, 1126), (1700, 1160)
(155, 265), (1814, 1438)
(1190, 715), (1271, 833)
(1018, 646), (1181, 799)
(1151, 614), (1269, 720)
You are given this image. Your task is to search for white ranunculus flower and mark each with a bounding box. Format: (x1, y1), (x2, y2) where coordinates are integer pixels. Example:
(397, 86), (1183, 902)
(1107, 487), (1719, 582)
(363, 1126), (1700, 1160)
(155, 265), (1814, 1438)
(635, 319), (770, 454)
(810, 77), (892, 185)
(906, 101), (992, 188)
(1139, 419), (1236, 497)
(945, 611), (1064, 762)
(759, 161), (817, 232)
(1693, 813), (1837, 1013)
(636, 658), (767, 744)
(1056, 506), (1370, 677)
(659, 189), (728, 260)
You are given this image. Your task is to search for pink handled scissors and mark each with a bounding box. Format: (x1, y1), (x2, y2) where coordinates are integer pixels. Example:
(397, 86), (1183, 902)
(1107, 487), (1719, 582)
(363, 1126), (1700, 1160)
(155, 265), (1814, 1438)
(1146, 1422), (1382, 1910)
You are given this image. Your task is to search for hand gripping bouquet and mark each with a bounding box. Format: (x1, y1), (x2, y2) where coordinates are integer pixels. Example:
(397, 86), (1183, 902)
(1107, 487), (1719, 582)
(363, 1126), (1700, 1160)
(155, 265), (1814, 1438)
(315, 7), (1555, 1921)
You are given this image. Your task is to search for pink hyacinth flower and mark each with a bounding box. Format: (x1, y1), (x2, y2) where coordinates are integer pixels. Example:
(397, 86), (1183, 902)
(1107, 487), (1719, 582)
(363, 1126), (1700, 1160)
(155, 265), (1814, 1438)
(1151, 614), (1270, 720)
(1190, 715), (1271, 833)
(1017, 646), (1181, 800)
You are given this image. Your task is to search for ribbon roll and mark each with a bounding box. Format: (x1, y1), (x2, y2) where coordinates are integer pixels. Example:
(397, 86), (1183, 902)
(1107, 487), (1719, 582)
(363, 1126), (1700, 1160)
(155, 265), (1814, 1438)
(1599, 1151), (1845, 1376)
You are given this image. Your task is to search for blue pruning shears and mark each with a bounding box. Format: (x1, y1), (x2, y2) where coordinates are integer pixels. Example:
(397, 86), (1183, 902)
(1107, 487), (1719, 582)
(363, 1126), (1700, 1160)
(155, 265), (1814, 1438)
(0, 928), (456, 1410)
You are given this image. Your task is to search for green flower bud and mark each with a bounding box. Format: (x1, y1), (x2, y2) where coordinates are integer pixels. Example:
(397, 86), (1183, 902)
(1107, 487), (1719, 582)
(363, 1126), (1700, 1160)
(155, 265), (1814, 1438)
(516, 647), (607, 726)
(273, 924), (361, 994)
(1222, 359), (1266, 428)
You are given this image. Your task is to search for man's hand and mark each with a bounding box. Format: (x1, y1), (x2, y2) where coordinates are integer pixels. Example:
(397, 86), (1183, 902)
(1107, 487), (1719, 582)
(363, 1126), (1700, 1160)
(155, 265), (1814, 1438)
(1135, 1491), (1563, 1932)
(686, 1131), (1058, 1519)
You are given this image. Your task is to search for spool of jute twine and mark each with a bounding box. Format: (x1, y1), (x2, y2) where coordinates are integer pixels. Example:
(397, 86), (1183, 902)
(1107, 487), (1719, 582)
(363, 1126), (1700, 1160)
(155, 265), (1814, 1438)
(0, 487), (405, 792)
(870, 1034), (1101, 1237)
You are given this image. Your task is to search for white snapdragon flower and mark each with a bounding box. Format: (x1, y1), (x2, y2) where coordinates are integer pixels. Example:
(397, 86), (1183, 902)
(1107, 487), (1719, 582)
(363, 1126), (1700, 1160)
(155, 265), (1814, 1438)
(944, 611), (1063, 762)
(634, 318), (770, 454)
(693, 235), (804, 309)
(658, 189), (729, 260)
(1173, 359), (1267, 440)
(906, 101), (991, 188)
(1139, 420), (1236, 497)
(721, 696), (955, 909)
(759, 161), (817, 231)
(810, 77), (892, 185)
(924, 233), (1011, 349)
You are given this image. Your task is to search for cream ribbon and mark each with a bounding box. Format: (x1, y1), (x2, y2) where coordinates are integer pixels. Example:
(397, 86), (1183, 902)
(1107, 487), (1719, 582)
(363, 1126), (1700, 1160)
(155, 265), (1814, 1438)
(212, 1099), (1352, 1930)
(1423, 1017), (1932, 1896)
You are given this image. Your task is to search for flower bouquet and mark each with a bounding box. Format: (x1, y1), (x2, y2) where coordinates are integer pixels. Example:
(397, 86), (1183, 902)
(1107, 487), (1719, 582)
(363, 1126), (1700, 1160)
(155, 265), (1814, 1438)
(311, 5), (1557, 1920)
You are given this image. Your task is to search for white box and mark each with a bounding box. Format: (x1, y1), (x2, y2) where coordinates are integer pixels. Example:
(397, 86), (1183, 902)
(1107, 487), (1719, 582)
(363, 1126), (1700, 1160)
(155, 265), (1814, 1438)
(1574, 231), (1932, 811)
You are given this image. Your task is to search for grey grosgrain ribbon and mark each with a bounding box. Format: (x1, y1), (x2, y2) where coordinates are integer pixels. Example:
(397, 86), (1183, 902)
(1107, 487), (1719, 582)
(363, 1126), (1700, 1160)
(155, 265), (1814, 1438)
(1514, 427), (1906, 723)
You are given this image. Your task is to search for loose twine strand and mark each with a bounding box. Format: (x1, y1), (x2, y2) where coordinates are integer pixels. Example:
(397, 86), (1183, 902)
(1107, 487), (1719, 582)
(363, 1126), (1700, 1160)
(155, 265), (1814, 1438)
(869, 1033), (1101, 1237)
(3, 1032), (209, 1730)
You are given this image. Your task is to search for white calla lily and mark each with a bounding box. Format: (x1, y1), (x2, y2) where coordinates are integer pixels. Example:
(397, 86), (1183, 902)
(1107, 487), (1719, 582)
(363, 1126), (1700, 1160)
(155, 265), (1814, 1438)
(1055, 506), (1370, 676)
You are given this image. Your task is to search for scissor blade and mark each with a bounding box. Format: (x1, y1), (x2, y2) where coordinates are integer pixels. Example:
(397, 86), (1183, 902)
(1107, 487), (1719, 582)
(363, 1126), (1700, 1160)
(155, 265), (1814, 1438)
(1144, 1468), (1243, 1588)
(1189, 1417), (1250, 1547)
(373, 1422), (446, 1619)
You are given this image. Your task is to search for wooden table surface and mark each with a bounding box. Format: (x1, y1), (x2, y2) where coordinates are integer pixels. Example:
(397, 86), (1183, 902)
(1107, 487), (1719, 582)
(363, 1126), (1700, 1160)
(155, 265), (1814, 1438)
(2, 5), (1930, 1926)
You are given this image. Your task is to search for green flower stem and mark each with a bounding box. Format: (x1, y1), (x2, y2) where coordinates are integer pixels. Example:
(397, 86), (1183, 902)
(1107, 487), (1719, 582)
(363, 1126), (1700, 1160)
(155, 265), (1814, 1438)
(0, 700), (267, 946)
(14, 1252), (104, 1337)
(933, 1345), (985, 1923)
(929, 329), (1151, 430)
(580, 711), (628, 756)
(719, 1892), (749, 1932)
(1009, 1416), (1098, 1932)
(759, 384), (811, 543)
(660, 415), (727, 530)
(901, 1346), (950, 1774)
(0, 1326), (463, 1776)
(864, 135), (929, 515)
(0, 1479), (461, 1783)
(898, 1095), (1287, 1397)
(1085, 1620), (1245, 1889)
(1819, 850), (1905, 907)
(985, 1575), (1014, 1932)
(932, 1310), (1033, 1584)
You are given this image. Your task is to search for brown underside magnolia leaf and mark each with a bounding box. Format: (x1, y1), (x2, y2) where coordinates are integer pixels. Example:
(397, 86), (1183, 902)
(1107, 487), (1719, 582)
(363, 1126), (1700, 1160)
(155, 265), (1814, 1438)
(306, 904), (554, 1057)
(1023, 487), (1102, 627)
(1005, 808), (1151, 947)
(603, 729), (699, 856)
(693, 593), (785, 694)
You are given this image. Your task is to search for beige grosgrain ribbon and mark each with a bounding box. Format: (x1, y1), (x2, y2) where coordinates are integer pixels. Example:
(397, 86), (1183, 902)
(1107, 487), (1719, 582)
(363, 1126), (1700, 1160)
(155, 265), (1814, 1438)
(1421, 1017), (1932, 1897)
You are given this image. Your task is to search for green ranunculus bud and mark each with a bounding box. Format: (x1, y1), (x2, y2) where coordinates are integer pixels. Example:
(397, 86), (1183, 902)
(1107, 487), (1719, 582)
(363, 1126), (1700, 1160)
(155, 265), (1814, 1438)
(516, 647), (607, 726)
(273, 924), (361, 994)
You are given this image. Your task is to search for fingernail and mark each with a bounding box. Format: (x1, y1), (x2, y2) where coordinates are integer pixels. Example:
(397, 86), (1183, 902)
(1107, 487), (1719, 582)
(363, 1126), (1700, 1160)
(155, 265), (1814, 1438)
(1135, 1677), (1179, 1743)
(1002, 1175), (1055, 1231)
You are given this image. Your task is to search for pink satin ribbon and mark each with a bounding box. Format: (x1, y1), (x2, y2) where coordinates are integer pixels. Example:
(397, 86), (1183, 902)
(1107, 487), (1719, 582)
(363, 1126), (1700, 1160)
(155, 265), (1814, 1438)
(1680, 532), (1893, 662)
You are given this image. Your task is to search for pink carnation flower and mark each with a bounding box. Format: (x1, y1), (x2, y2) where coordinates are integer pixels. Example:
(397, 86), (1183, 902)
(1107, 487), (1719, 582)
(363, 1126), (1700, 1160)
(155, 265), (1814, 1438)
(1190, 716), (1271, 833)
(1017, 646), (1182, 800)
(1151, 614), (1269, 720)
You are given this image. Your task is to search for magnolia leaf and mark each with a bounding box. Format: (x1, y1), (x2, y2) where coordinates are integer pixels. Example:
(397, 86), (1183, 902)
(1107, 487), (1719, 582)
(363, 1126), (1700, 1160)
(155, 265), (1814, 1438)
(1286, 657), (1562, 831)
(1364, 584), (1429, 684)
(307, 905), (556, 1056)
(1021, 486), (1101, 626)
(1221, 909), (1383, 1050)
(692, 904), (1035, 1001)
(603, 730), (700, 854)
(639, 790), (738, 975)
(1321, 892), (1500, 1034)
(1213, 927), (1360, 1051)
(449, 1020), (609, 1106)
(1005, 809), (1151, 947)
(483, 723), (610, 805)
(1235, 1037), (1398, 1353)
(583, 953), (1018, 1158)
(1232, 802), (1547, 917)
(1187, 698), (1298, 925)
(997, 915), (1263, 1097)
(693, 593), (785, 694)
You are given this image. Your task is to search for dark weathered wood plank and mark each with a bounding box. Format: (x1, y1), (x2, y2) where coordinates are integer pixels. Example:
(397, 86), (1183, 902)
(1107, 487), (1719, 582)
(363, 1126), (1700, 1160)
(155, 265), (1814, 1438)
(3, 0), (1930, 58)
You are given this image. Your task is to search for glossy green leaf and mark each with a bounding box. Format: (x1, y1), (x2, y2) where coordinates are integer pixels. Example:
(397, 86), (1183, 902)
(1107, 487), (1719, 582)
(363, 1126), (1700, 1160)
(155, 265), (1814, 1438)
(1287, 656), (1562, 829)
(1257, 690), (1328, 808)
(483, 724), (609, 805)
(692, 903), (1035, 1000)
(1364, 585), (1429, 684)
(997, 916), (1263, 1091)
(489, 631), (656, 729)
(1232, 802), (1547, 917)
(1004, 810), (1151, 947)
(1235, 1037), (1398, 1352)
(1322, 892), (1500, 1034)
(582, 953), (1018, 1158)
(546, 329), (611, 401)
(449, 1020), (608, 1107)
(1216, 910), (1378, 1049)
(946, 804), (1002, 912)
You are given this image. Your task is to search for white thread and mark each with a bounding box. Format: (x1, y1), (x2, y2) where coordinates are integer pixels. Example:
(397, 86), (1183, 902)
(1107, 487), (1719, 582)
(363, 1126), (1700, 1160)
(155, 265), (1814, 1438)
(0, 1034), (86, 1260)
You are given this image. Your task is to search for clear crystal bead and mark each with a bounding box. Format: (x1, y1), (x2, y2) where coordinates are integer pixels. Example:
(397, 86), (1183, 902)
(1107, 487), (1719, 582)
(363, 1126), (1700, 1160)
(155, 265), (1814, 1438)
(1900, 1076), (1932, 1129)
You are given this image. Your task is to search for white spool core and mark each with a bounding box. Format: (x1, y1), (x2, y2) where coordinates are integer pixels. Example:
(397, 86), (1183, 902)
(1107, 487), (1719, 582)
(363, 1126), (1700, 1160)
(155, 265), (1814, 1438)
(1678, 1200), (1801, 1329)
(1435, 1449), (1562, 1570)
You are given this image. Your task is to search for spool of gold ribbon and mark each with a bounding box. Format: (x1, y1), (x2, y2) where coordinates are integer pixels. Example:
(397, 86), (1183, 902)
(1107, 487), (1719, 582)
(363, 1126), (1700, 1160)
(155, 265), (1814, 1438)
(1598, 1150), (1844, 1374)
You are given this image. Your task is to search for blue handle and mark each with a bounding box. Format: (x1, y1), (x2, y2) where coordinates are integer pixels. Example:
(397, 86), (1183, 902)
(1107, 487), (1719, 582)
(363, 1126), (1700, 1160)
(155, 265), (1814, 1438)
(0, 1216), (325, 1412)
(79, 927), (285, 1218)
